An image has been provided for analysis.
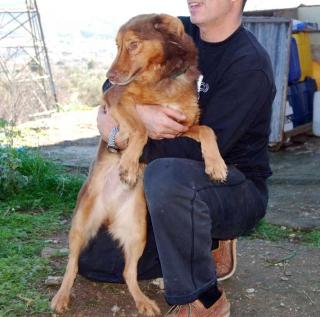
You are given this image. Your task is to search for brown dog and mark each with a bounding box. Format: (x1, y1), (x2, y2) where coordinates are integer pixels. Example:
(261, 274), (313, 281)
(51, 14), (227, 316)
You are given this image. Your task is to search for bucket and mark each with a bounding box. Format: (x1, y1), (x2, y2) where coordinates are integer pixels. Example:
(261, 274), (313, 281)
(313, 91), (320, 136)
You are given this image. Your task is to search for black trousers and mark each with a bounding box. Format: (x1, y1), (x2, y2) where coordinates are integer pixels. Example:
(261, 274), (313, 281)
(79, 158), (268, 305)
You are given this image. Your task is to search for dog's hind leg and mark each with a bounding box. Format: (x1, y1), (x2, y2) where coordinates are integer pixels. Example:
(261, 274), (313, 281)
(182, 125), (227, 182)
(111, 190), (160, 316)
(122, 235), (161, 316)
(51, 189), (102, 313)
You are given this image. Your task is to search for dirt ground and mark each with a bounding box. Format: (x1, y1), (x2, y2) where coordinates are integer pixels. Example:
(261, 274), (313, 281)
(44, 238), (320, 317)
(20, 109), (320, 317)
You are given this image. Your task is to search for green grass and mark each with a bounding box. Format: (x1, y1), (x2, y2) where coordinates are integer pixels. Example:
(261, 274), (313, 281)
(0, 147), (85, 316)
(248, 219), (320, 248)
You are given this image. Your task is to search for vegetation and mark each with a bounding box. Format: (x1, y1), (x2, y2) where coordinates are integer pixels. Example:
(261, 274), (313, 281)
(0, 146), (85, 316)
(248, 219), (320, 248)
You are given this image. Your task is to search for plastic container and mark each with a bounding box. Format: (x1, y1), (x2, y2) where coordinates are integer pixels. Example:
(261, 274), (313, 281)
(302, 77), (318, 120)
(292, 20), (319, 32)
(288, 37), (301, 84)
(287, 78), (317, 127)
(287, 84), (306, 127)
(313, 91), (320, 136)
(292, 33), (313, 81)
(312, 61), (320, 90)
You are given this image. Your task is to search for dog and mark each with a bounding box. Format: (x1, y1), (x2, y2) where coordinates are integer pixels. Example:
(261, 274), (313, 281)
(51, 14), (227, 316)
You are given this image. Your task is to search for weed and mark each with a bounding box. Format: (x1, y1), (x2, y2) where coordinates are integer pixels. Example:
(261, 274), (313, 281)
(248, 219), (320, 248)
(0, 148), (84, 316)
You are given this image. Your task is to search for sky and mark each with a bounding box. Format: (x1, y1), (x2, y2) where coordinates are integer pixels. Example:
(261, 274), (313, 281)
(2, 0), (320, 37)
(2, 0), (320, 61)
(35, 0), (320, 39)
(35, 0), (320, 24)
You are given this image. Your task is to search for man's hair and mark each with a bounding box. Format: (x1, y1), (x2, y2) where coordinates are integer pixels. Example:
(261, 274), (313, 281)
(242, 0), (247, 11)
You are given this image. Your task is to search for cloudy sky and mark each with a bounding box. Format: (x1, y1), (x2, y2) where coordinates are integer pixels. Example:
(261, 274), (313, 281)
(2, 0), (320, 36)
(1, 0), (320, 60)
(36, 0), (320, 24)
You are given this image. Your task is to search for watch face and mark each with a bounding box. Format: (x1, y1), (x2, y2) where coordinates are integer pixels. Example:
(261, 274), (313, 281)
(107, 146), (118, 153)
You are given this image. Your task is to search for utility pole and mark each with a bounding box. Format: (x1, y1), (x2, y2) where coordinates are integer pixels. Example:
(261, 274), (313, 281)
(0, 0), (57, 123)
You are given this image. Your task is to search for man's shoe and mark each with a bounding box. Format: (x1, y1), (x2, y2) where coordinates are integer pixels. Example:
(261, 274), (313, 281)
(165, 291), (230, 317)
(212, 239), (237, 282)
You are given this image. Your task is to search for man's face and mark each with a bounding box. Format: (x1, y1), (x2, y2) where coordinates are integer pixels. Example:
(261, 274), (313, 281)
(187, 0), (234, 26)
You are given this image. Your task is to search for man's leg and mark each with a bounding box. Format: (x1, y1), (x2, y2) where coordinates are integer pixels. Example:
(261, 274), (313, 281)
(144, 158), (267, 306)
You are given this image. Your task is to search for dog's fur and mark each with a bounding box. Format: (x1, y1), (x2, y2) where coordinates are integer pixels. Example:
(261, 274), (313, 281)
(51, 14), (227, 316)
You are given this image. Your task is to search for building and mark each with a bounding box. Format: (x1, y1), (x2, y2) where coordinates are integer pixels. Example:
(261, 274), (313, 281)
(245, 4), (320, 61)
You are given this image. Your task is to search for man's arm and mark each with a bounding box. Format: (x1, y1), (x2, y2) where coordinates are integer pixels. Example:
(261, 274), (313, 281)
(96, 104), (188, 151)
(140, 69), (272, 163)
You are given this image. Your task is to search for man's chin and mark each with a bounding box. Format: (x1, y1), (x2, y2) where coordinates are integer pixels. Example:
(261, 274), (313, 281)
(190, 16), (197, 24)
(190, 15), (202, 25)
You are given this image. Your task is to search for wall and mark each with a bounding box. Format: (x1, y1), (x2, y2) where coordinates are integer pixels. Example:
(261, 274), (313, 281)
(298, 6), (320, 61)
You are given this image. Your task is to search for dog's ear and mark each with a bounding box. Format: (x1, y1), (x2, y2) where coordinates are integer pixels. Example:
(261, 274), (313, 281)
(153, 14), (184, 38)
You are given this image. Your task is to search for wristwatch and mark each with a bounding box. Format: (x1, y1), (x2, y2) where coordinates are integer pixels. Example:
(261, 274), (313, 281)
(107, 127), (120, 153)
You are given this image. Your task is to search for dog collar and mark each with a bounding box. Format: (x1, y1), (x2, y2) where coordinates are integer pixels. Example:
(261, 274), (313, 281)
(171, 67), (189, 80)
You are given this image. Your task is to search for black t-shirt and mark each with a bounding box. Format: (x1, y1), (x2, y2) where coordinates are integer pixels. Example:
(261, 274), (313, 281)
(142, 17), (276, 180)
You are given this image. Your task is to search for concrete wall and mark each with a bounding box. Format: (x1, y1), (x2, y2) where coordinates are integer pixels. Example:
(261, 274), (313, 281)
(298, 6), (320, 61)
(298, 6), (320, 24)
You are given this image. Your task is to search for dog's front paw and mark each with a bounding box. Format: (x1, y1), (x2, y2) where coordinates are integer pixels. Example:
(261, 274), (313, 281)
(51, 290), (70, 314)
(205, 157), (228, 182)
(119, 158), (139, 187)
(136, 297), (161, 316)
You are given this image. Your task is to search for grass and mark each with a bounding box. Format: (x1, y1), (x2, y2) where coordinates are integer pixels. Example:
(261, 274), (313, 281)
(248, 219), (320, 248)
(0, 147), (85, 316)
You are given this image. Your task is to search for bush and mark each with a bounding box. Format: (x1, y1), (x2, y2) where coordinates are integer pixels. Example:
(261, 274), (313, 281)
(0, 147), (85, 206)
(0, 147), (29, 199)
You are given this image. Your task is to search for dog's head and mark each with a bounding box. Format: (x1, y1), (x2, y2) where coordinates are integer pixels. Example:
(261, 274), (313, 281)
(107, 14), (198, 85)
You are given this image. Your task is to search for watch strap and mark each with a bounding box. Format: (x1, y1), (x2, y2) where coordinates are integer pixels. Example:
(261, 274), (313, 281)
(107, 126), (120, 152)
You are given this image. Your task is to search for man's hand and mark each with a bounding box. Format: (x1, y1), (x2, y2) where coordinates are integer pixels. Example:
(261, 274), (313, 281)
(136, 104), (188, 140)
(97, 105), (129, 150)
(96, 105), (118, 142)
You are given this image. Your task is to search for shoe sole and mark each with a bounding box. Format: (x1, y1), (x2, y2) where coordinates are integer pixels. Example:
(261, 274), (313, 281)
(217, 239), (237, 282)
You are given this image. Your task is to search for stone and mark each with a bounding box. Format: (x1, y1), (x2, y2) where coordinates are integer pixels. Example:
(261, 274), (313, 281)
(45, 276), (63, 286)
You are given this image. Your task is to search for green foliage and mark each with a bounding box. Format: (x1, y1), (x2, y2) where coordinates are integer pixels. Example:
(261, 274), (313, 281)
(249, 219), (292, 241)
(0, 147), (84, 205)
(249, 219), (320, 248)
(303, 230), (320, 248)
(0, 118), (22, 147)
(0, 147), (28, 198)
(0, 148), (85, 316)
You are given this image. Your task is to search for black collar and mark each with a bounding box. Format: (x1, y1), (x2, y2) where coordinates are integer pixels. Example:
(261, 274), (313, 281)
(170, 67), (189, 80)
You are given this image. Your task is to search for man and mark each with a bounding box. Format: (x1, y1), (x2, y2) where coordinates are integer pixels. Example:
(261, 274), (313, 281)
(79, 0), (276, 316)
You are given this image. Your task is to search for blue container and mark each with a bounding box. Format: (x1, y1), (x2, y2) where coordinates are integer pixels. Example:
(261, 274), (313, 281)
(288, 37), (301, 84)
(292, 19), (319, 32)
(287, 78), (317, 127)
(304, 77), (318, 116)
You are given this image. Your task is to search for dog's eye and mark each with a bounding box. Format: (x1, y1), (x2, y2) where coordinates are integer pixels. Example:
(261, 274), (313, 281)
(128, 41), (139, 52)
